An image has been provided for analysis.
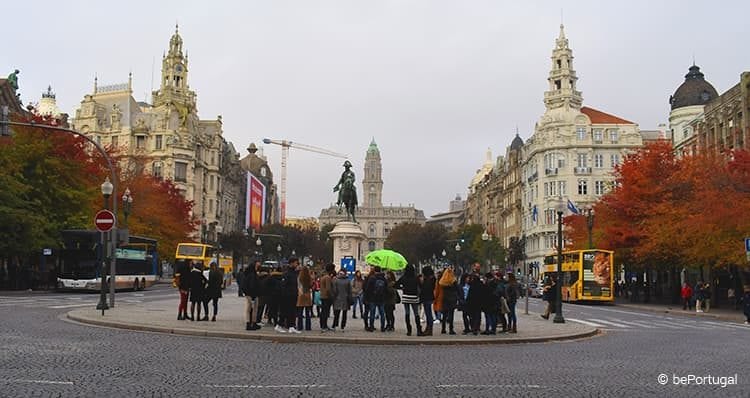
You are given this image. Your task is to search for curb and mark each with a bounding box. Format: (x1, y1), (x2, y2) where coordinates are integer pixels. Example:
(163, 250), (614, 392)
(66, 312), (599, 346)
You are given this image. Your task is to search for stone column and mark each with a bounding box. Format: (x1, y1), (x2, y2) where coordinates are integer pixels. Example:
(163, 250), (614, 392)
(328, 221), (366, 273)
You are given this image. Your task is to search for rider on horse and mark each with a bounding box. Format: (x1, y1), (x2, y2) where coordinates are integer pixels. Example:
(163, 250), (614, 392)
(333, 160), (358, 222)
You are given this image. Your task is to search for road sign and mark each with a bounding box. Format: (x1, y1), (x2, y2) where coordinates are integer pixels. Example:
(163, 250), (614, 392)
(745, 238), (750, 252)
(94, 209), (116, 232)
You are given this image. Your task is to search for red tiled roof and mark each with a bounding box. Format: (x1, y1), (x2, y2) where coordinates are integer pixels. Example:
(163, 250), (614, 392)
(581, 106), (634, 125)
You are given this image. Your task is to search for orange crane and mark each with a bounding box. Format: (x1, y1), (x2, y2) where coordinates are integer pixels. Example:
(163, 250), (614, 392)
(262, 138), (348, 225)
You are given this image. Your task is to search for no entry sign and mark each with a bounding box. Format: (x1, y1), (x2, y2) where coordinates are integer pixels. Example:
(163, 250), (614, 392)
(94, 209), (116, 232)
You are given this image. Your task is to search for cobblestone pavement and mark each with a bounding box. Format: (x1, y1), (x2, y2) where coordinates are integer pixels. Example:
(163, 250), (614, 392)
(0, 287), (748, 397)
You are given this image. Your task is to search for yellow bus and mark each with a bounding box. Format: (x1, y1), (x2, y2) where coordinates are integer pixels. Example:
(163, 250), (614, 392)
(174, 243), (233, 288)
(542, 249), (614, 303)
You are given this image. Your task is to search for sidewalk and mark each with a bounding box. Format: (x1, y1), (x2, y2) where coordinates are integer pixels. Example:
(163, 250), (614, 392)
(68, 295), (598, 345)
(615, 297), (746, 323)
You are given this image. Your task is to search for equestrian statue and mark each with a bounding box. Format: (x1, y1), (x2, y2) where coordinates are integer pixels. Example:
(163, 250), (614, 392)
(333, 160), (358, 223)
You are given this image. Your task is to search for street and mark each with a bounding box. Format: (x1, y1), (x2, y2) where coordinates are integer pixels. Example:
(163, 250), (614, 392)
(0, 286), (747, 397)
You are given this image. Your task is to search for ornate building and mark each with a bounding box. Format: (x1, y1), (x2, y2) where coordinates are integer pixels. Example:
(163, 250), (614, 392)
(71, 26), (243, 241)
(427, 194), (465, 232)
(319, 139), (426, 258)
(691, 72), (750, 155)
(464, 134), (524, 247)
(521, 25), (642, 269)
(669, 65), (718, 156)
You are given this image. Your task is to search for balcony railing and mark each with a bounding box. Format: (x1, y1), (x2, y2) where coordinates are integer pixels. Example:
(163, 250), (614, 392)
(574, 166), (592, 175)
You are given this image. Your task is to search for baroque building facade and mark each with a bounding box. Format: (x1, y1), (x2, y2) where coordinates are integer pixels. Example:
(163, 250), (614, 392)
(521, 25), (643, 269)
(319, 140), (426, 259)
(669, 65), (719, 157)
(691, 72), (750, 155)
(71, 27), (243, 241)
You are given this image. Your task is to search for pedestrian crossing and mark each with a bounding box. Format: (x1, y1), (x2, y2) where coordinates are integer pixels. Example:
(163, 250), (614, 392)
(0, 293), (176, 310)
(566, 315), (748, 332)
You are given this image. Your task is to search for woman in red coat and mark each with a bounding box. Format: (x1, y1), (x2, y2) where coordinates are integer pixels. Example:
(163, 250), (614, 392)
(681, 282), (693, 310)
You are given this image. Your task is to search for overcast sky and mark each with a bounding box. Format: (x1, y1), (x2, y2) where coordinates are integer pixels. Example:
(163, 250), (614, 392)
(6, 1), (749, 218)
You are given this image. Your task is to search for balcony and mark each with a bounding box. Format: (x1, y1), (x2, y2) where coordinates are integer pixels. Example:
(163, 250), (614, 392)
(574, 166), (592, 175)
(526, 171), (538, 183)
(544, 168), (558, 175)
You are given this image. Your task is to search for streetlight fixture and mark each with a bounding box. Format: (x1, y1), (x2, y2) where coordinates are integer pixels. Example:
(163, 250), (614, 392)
(96, 177), (113, 312)
(554, 197), (566, 324)
(481, 230), (491, 272)
(277, 244), (282, 261)
(584, 206), (595, 249)
(121, 187), (133, 226)
(454, 242), (461, 273)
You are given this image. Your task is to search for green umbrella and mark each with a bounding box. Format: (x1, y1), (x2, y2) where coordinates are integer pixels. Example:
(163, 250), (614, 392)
(365, 249), (408, 271)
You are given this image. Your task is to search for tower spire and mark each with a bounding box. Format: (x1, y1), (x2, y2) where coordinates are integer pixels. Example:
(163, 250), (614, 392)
(544, 23), (582, 111)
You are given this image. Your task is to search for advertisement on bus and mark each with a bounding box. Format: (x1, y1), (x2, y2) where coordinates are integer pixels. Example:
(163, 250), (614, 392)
(245, 172), (266, 231)
(582, 251), (612, 298)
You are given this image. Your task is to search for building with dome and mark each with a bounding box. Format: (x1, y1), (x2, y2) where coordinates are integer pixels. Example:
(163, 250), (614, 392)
(521, 25), (642, 269)
(318, 139), (426, 260)
(669, 65), (719, 156)
(71, 26), (243, 241)
(37, 86), (63, 118)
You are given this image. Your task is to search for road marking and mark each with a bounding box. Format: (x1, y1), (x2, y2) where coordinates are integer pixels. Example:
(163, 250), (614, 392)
(49, 303), (97, 309)
(614, 320), (656, 329)
(204, 384), (328, 389)
(10, 379), (74, 385)
(437, 384), (543, 389)
(588, 318), (631, 328)
(702, 321), (750, 330)
(656, 320), (707, 329)
(566, 318), (605, 327)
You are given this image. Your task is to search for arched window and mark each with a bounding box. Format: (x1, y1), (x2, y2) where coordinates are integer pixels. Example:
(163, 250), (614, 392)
(368, 241), (376, 251)
(369, 223), (376, 235)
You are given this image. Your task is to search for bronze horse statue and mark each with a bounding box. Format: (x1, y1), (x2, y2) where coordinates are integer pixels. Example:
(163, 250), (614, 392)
(334, 160), (358, 223)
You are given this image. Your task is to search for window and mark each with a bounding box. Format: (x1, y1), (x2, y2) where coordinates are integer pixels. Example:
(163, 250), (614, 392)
(593, 130), (603, 142)
(153, 162), (162, 179)
(111, 135), (118, 147)
(558, 181), (566, 196)
(556, 60), (561, 69)
(610, 130), (619, 143)
(210, 175), (215, 191)
(211, 151), (216, 166)
(595, 181), (606, 196)
(369, 223), (376, 235)
(555, 80), (561, 90)
(578, 180), (588, 195)
(368, 241), (376, 251)
(155, 135), (163, 150)
(384, 223), (391, 235)
(594, 153), (603, 168)
(196, 145), (202, 160)
(576, 127), (586, 141)
(96, 135), (101, 144)
(544, 182), (549, 197)
(175, 162), (187, 182)
(558, 156), (566, 168)
(217, 176), (221, 192)
(545, 209), (555, 225)
(577, 153), (587, 168)
(610, 154), (620, 167)
(136, 135), (145, 149)
(209, 199), (214, 214)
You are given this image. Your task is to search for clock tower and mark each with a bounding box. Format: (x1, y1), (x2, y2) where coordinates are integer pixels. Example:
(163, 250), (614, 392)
(153, 24), (194, 108)
(362, 138), (383, 208)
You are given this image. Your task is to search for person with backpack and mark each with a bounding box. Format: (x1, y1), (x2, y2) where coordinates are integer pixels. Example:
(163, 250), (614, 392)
(242, 261), (261, 330)
(395, 264), (423, 336)
(418, 266), (436, 336)
(363, 266), (387, 332)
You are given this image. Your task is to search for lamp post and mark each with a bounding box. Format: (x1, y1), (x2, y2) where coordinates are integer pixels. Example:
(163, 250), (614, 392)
(521, 234), (529, 315)
(554, 197), (566, 324)
(481, 230), (491, 273)
(455, 242), (461, 274)
(584, 207), (595, 249)
(256, 237), (262, 261)
(96, 177), (113, 313)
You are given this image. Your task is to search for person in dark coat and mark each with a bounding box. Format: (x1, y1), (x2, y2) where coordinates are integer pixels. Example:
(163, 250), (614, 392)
(188, 262), (208, 321)
(364, 266), (387, 332)
(438, 268), (459, 335)
(742, 285), (750, 325)
(236, 265), (245, 297)
(384, 271), (398, 332)
(206, 262), (223, 321)
(242, 261), (261, 330)
(419, 266), (436, 336)
(465, 274), (484, 335)
(331, 270), (353, 331)
(255, 266), (270, 326)
(395, 264), (423, 336)
(175, 260), (191, 320)
(266, 267), (284, 327)
(278, 258), (300, 333)
(482, 273), (499, 335)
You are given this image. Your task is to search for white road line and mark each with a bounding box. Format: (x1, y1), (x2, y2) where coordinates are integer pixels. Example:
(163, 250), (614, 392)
(614, 320), (656, 329)
(203, 384), (328, 389)
(566, 318), (605, 327)
(702, 321), (750, 330)
(588, 318), (632, 328)
(10, 379), (74, 385)
(437, 384), (543, 389)
(48, 303), (97, 309)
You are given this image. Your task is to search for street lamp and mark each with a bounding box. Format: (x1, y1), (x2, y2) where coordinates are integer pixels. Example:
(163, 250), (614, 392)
(96, 177), (113, 312)
(277, 244), (282, 261)
(584, 206), (595, 249)
(481, 230), (491, 272)
(291, 249), (296, 257)
(121, 187), (133, 227)
(455, 242), (461, 273)
(554, 197), (566, 324)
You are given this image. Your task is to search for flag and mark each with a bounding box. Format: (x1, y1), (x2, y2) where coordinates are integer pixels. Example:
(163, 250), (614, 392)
(567, 199), (580, 215)
(532, 205), (538, 223)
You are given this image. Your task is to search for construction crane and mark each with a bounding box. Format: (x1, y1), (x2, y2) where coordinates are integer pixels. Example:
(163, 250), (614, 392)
(262, 138), (348, 225)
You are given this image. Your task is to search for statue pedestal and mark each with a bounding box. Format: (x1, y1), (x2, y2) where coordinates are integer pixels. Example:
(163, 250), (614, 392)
(329, 221), (366, 272)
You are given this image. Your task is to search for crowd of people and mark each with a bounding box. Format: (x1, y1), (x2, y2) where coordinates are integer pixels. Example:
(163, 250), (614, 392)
(176, 259), (522, 336)
(174, 261), (224, 321)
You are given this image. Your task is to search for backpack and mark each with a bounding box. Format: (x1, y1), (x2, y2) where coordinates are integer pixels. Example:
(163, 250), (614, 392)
(373, 278), (386, 301)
